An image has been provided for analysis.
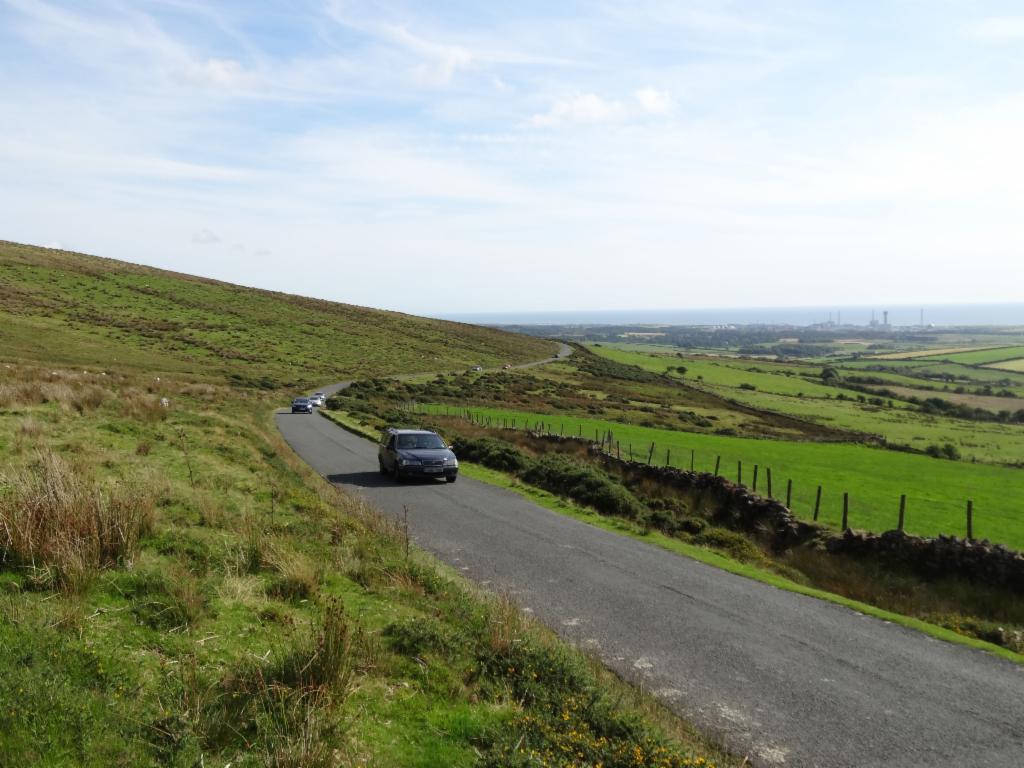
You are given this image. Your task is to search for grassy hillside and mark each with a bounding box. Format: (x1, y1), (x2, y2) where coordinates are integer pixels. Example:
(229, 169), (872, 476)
(0, 243), (734, 765)
(0, 364), (729, 766)
(0, 241), (556, 387)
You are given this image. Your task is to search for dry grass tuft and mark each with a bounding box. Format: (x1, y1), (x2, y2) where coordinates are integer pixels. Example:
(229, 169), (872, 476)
(195, 490), (228, 528)
(268, 546), (321, 601)
(0, 451), (155, 591)
(122, 387), (168, 421)
(486, 591), (525, 656)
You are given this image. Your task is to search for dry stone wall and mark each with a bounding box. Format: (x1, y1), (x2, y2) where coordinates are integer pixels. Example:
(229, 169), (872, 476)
(524, 432), (1024, 592)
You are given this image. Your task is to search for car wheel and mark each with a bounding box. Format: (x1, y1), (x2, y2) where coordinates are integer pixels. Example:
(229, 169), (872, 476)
(379, 459), (387, 475)
(446, 475), (457, 483)
(392, 463), (403, 482)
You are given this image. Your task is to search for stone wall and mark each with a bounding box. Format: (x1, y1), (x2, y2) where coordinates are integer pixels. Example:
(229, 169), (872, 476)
(524, 432), (1024, 591)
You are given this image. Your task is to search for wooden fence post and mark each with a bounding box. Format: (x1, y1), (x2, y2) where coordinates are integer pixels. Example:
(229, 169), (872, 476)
(967, 500), (974, 541)
(738, 460), (742, 486)
(842, 492), (849, 531)
(690, 449), (695, 472)
(617, 441), (621, 460)
(714, 456), (721, 477)
(898, 494), (906, 531)
(666, 448), (670, 466)
(786, 479), (792, 508)
(814, 485), (822, 521)
(752, 465), (759, 492)
(766, 467), (773, 499)
(647, 442), (655, 464)
(629, 443), (633, 461)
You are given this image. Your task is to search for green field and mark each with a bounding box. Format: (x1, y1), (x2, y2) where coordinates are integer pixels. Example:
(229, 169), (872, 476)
(419, 403), (1024, 548)
(586, 344), (1024, 462)
(0, 241), (556, 386)
(918, 345), (1024, 365)
(590, 345), (850, 398)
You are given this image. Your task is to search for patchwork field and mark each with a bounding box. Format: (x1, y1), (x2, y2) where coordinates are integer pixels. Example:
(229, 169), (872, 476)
(586, 344), (1024, 462)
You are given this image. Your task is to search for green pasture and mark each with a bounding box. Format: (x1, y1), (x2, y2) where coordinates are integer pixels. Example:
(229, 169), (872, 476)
(587, 343), (1024, 459)
(419, 403), (1024, 549)
(918, 345), (1024, 365)
(841, 358), (1024, 386)
(590, 345), (838, 398)
(703, 386), (1024, 461)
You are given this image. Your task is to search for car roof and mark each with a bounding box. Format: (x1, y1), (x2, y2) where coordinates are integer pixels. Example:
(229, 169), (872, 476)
(385, 427), (438, 435)
(293, 396), (309, 400)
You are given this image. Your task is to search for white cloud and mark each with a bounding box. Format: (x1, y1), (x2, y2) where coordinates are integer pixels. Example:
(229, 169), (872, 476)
(192, 229), (220, 244)
(531, 94), (625, 126)
(635, 86), (674, 115)
(965, 16), (1024, 43)
(186, 57), (251, 88)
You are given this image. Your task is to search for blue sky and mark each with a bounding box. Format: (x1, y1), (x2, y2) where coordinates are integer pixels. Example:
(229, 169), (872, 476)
(1, 1), (1023, 315)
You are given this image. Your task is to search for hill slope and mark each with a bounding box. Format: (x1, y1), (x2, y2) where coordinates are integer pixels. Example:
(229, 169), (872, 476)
(0, 240), (555, 386)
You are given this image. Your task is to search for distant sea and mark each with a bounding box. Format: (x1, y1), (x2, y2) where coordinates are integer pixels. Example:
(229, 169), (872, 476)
(436, 303), (1024, 328)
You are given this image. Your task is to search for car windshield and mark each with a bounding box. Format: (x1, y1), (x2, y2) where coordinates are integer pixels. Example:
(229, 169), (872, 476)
(396, 434), (446, 450)
(294, 398), (308, 403)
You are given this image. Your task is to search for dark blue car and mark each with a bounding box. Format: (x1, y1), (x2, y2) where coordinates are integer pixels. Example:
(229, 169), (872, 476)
(378, 428), (458, 483)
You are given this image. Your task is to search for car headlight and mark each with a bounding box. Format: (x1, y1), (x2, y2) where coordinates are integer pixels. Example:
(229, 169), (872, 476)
(445, 457), (458, 467)
(399, 457), (421, 466)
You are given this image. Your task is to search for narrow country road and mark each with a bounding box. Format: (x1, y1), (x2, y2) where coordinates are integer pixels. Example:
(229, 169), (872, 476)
(277, 351), (1024, 768)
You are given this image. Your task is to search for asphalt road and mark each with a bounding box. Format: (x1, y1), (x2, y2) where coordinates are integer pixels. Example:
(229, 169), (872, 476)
(277, 363), (1024, 767)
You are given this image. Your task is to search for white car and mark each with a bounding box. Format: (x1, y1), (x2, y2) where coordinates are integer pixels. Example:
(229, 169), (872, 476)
(309, 393), (326, 407)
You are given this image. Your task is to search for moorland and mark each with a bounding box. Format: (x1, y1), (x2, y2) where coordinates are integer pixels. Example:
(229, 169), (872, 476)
(0, 242), (732, 767)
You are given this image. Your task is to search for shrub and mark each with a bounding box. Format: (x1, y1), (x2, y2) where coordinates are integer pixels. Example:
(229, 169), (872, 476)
(0, 452), (154, 591)
(924, 442), (961, 460)
(521, 455), (647, 519)
(451, 436), (531, 473)
(694, 528), (766, 564)
(384, 616), (458, 657)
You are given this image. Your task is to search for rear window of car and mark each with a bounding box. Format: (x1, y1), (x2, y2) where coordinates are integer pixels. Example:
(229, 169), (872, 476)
(396, 434), (446, 450)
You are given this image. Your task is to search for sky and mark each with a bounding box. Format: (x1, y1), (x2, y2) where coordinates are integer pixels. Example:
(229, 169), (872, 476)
(1, 0), (1023, 316)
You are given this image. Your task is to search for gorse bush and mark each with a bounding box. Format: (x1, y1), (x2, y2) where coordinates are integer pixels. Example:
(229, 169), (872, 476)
(925, 442), (962, 460)
(0, 451), (154, 591)
(522, 454), (648, 520)
(451, 436), (532, 473)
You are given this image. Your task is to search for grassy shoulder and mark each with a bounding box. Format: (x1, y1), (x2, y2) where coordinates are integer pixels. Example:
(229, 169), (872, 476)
(0, 364), (735, 767)
(456, 463), (1024, 666)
